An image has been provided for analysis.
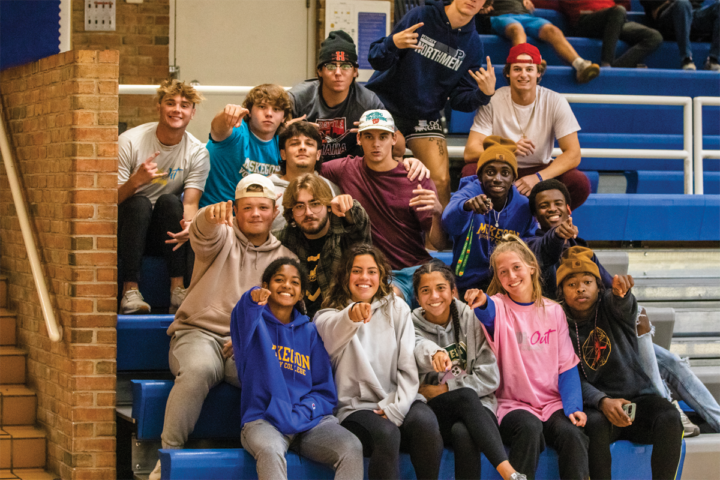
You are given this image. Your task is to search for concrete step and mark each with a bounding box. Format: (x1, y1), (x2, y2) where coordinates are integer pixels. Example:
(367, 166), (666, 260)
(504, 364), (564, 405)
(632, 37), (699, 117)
(680, 434), (720, 480)
(0, 347), (26, 385)
(0, 309), (16, 347)
(0, 468), (56, 479)
(0, 426), (46, 469)
(670, 338), (720, 359)
(0, 275), (6, 310)
(632, 278), (720, 302)
(0, 385), (37, 426)
(627, 249), (720, 277)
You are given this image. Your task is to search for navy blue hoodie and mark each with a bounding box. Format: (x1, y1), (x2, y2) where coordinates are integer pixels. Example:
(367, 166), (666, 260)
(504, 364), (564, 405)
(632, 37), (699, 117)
(231, 288), (337, 435)
(366, 1), (491, 118)
(441, 176), (538, 294)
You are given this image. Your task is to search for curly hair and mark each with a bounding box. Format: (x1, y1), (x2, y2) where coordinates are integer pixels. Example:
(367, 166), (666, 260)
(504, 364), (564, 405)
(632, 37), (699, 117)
(242, 84), (292, 122)
(261, 257), (309, 316)
(155, 79), (204, 105)
(487, 234), (545, 307)
(321, 244), (394, 310)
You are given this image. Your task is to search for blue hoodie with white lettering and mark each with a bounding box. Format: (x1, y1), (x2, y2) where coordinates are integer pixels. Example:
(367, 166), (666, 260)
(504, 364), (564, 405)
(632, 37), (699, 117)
(231, 288), (337, 435)
(366, 0), (490, 118)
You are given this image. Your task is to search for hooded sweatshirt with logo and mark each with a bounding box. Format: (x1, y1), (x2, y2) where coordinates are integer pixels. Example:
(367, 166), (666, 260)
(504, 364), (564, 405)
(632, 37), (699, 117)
(412, 298), (500, 413)
(441, 176), (538, 294)
(231, 288), (337, 434)
(314, 294), (422, 426)
(168, 208), (296, 337)
(365, 0), (491, 119)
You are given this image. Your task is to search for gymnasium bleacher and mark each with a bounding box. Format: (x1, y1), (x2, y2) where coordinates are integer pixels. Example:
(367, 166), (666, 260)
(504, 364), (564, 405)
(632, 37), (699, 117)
(116, 0), (720, 478)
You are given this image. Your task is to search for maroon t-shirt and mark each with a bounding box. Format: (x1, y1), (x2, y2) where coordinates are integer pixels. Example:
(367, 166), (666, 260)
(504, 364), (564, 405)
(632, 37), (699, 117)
(321, 155), (434, 270)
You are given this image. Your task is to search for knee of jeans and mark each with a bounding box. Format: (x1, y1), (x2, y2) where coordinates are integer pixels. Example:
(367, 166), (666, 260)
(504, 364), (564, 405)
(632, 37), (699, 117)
(155, 193), (183, 214)
(656, 407), (684, 436)
(122, 195), (153, 218)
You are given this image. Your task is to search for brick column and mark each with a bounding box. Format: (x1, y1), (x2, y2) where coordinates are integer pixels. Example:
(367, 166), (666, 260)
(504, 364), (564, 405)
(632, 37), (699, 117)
(0, 50), (119, 480)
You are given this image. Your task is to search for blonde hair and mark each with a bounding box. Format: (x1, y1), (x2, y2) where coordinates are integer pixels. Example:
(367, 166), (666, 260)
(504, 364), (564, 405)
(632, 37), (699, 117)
(282, 174), (334, 225)
(155, 79), (204, 105)
(242, 84), (292, 123)
(487, 234), (545, 308)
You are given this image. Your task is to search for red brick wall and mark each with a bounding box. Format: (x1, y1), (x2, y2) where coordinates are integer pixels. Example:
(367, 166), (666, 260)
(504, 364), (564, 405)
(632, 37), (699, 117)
(0, 50), (118, 480)
(72, 0), (170, 130)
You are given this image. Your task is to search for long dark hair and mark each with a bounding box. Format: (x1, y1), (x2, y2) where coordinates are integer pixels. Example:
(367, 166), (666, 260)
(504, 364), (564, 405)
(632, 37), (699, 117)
(261, 257), (309, 316)
(321, 244), (393, 310)
(412, 260), (463, 353)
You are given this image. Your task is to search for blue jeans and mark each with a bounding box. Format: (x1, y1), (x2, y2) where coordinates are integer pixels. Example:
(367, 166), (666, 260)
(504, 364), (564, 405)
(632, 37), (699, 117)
(657, 0), (720, 61)
(654, 343), (720, 433)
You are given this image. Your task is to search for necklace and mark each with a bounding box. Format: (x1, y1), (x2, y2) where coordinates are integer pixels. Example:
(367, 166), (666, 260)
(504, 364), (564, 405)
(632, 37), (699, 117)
(570, 298), (600, 380)
(510, 91), (538, 140)
(492, 196), (509, 228)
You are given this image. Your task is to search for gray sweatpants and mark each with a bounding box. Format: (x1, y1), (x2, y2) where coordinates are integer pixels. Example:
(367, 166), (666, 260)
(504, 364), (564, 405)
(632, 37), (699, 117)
(161, 328), (240, 449)
(241, 416), (364, 480)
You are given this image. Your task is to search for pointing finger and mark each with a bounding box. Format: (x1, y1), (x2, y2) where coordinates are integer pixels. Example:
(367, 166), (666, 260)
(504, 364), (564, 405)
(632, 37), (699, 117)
(486, 56), (492, 69)
(407, 22), (424, 33)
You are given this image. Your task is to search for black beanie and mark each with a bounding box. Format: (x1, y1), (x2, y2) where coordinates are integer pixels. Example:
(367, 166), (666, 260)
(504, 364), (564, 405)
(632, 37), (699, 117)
(317, 30), (358, 67)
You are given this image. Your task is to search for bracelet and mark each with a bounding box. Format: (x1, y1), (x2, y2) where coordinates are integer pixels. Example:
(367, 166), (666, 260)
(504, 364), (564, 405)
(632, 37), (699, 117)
(536, 172), (543, 182)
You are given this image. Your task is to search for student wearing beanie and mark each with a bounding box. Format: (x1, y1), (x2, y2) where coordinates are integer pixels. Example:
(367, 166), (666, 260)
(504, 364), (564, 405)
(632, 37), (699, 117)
(288, 31), (405, 162)
(558, 246), (683, 480)
(442, 136), (537, 296)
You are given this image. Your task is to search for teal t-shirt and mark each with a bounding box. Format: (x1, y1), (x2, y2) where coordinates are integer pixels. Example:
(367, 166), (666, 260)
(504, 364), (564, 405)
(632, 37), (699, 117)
(200, 121), (281, 207)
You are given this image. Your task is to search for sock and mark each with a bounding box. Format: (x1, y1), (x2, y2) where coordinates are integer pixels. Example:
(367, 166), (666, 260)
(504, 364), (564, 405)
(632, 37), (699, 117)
(572, 57), (587, 71)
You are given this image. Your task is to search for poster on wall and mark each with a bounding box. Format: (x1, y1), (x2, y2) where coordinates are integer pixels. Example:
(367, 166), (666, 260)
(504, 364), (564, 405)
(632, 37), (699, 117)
(325, 1), (391, 82)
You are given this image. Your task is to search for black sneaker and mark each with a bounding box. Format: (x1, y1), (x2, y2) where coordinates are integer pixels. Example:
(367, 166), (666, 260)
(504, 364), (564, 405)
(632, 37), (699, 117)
(682, 57), (697, 70)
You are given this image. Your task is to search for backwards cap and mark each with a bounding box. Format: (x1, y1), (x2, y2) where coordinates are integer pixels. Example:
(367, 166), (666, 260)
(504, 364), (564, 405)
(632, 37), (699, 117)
(507, 43), (542, 65)
(235, 174), (276, 201)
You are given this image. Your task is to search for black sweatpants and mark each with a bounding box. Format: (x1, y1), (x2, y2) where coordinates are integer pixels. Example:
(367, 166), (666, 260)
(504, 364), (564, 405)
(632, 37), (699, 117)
(585, 395), (683, 480)
(427, 388), (508, 480)
(499, 408), (589, 480)
(118, 193), (186, 283)
(341, 401), (443, 480)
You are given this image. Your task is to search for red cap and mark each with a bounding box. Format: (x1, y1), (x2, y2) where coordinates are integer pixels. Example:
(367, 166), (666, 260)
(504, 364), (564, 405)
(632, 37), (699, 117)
(506, 43), (542, 65)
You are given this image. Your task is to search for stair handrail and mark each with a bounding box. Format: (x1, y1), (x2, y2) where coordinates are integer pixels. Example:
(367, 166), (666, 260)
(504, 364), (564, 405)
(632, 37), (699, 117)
(693, 96), (720, 195)
(0, 108), (62, 342)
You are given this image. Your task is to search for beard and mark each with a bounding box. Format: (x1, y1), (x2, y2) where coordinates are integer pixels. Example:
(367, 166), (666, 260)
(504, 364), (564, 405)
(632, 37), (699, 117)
(299, 213), (329, 236)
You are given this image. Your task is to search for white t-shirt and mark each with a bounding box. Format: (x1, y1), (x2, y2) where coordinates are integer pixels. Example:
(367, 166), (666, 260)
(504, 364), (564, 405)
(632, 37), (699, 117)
(470, 86), (580, 168)
(118, 122), (210, 206)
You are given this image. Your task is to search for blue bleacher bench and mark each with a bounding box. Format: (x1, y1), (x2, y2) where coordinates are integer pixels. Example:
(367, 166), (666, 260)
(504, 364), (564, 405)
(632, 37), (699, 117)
(626, 171), (720, 194)
(118, 315), (174, 371)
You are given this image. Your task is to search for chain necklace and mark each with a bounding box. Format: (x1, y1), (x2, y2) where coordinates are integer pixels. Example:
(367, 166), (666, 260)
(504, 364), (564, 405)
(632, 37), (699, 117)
(492, 195), (509, 228)
(570, 297), (600, 381)
(510, 91), (538, 140)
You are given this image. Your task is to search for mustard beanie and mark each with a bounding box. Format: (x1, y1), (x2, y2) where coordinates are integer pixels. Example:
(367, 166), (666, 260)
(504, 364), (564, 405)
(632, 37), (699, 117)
(477, 136), (518, 178)
(557, 246), (601, 286)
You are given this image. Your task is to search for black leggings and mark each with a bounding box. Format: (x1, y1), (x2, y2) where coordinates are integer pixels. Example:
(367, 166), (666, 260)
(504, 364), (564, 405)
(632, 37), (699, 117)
(499, 408), (589, 480)
(585, 395), (683, 480)
(341, 401), (443, 480)
(427, 388), (508, 480)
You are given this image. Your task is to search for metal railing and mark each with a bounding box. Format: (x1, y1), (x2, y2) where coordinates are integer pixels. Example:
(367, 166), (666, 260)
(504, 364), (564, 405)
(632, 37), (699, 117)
(120, 86), (701, 194)
(0, 110), (62, 342)
(693, 97), (720, 195)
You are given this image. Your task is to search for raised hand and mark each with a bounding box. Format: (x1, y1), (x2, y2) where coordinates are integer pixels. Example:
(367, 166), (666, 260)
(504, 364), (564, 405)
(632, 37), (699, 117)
(515, 138), (536, 157)
(409, 185), (442, 215)
(468, 57), (496, 96)
(463, 194), (493, 214)
(204, 200), (234, 226)
(132, 152), (165, 186)
(402, 157), (430, 182)
(393, 22), (424, 50)
(600, 397), (632, 427)
(555, 217), (578, 240)
(568, 411), (586, 427)
(330, 194), (353, 217)
(432, 350), (452, 373)
(220, 104), (249, 130)
(349, 302), (372, 323)
(251, 287), (272, 306)
(464, 289), (487, 309)
(612, 275), (634, 298)
(166, 218), (192, 251)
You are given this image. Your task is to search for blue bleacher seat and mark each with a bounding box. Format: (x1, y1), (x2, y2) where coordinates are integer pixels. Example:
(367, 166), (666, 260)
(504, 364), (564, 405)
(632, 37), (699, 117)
(117, 315), (174, 371)
(625, 171), (720, 194)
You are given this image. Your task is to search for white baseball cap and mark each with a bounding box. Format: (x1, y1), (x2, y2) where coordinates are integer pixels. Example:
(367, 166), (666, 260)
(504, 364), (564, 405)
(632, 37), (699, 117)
(357, 109), (395, 134)
(235, 174), (276, 201)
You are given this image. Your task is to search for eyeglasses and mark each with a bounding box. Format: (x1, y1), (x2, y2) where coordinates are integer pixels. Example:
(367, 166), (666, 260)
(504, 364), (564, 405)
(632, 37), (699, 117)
(292, 200), (325, 217)
(323, 62), (354, 71)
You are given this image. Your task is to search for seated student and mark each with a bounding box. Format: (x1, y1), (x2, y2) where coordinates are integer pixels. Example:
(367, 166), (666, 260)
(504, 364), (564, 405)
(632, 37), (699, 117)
(527, 179), (720, 436)
(277, 174), (371, 318)
(231, 259), (363, 480)
(558, 0), (663, 68)
(118, 79), (209, 314)
(320, 110), (446, 304)
(412, 260), (527, 480)
(149, 174), (296, 480)
(443, 136), (537, 297)
(269, 121), (340, 232)
(289, 30), (406, 162)
(557, 247), (683, 480)
(201, 84), (291, 208)
(315, 244), (444, 480)
(462, 43), (590, 210)
(467, 235), (589, 480)
(640, 0), (719, 70)
(485, 0), (600, 82)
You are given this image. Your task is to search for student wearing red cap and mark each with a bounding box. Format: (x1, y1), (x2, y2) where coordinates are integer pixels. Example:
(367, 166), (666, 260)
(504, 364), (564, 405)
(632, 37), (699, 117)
(462, 43), (591, 211)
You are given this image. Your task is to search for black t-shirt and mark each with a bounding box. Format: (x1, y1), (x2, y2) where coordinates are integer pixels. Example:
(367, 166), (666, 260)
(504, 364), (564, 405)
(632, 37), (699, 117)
(288, 79), (385, 162)
(489, 0), (529, 16)
(304, 235), (327, 318)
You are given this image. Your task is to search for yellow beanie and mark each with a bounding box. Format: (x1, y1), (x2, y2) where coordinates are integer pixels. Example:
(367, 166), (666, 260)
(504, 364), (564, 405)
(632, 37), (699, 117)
(477, 136), (518, 178)
(557, 246), (601, 286)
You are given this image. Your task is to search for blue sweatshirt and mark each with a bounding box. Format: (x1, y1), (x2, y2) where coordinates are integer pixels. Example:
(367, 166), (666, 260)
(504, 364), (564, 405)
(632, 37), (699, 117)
(442, 176), (538, 294)
(365, 0), (491, 118)
(231, 288), (337, 435)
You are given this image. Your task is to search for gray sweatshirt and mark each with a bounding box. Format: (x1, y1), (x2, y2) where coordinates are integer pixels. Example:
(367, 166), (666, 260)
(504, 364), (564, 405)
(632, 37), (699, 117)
(314, 294), (423, 426)
(412, 298), (500, 413)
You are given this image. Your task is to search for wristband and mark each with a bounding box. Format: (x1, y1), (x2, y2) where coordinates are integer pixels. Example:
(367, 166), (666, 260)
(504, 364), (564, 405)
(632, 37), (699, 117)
(536, 172), (543, 182)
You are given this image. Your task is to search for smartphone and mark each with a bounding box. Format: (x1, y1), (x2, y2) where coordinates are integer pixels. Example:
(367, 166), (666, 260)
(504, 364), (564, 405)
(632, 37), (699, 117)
(622, 402), (637, 422)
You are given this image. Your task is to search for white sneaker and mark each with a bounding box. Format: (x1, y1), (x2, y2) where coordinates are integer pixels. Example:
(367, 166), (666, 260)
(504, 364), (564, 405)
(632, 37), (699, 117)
(576, 60), (600, 83)
(149, 459), (162, 480)
(169, 286), (188, 314)
(674, 400), (700, 437)
(510, 473), (528, 480)
(120, 289), (151, 314)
